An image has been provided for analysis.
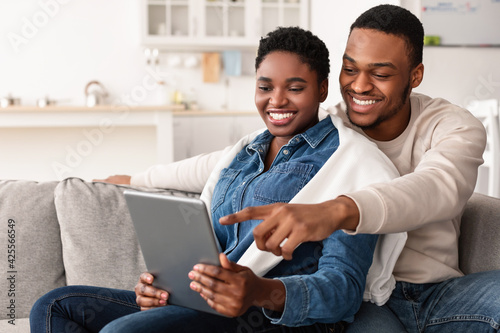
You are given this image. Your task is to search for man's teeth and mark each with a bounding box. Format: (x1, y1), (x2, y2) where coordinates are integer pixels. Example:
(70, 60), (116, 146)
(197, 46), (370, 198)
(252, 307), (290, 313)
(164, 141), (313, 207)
(353, 97), (378, 106)
(269, 113), (293, 120)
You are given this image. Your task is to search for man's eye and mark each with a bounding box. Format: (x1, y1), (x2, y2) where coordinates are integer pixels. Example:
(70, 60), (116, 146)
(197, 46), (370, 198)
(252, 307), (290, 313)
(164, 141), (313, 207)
(342, 67), (356, 74)
(373, 74), (390, 79)
(258, 86), (271, 92)
(289, 87), (304, 92)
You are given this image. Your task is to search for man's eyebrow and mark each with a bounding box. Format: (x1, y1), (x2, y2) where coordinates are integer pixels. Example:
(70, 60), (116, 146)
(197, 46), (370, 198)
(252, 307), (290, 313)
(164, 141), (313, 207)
(343, 54), (397, 70)
(257, 76), (272, 82)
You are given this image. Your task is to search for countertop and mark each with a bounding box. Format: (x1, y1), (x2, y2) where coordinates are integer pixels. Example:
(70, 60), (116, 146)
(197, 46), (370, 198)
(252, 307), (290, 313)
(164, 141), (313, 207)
(0, 105), (257, 116)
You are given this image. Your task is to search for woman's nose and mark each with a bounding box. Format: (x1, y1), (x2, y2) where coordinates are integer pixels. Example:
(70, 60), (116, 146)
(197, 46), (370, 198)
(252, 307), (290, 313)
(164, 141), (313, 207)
(270, 90), (288, 107)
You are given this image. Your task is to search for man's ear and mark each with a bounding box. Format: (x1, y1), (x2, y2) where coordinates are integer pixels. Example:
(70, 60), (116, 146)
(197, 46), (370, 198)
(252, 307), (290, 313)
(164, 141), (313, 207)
(319, 79), (329, 102)
(411, 63), (424, 88)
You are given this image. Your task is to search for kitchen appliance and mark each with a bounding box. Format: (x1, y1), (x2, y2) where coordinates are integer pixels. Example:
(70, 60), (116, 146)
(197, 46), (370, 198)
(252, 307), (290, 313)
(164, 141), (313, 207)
(0, 94), (21, 108)
(85, 81), (108, 107)
(37, 96), (57, 108)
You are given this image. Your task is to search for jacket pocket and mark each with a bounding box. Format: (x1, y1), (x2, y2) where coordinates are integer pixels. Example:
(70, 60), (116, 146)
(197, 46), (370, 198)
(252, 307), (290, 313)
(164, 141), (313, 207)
(254, 162), (314, 204)
(211, 168), (241, 213)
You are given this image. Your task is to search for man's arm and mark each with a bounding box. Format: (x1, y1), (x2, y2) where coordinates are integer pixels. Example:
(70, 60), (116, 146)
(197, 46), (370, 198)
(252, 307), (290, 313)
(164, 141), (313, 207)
(222, 105), (486, 257)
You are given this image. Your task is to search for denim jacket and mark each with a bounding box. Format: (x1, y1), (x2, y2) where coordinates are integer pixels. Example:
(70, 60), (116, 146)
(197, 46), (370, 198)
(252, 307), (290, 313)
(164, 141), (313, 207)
(211, 117), (379, 326)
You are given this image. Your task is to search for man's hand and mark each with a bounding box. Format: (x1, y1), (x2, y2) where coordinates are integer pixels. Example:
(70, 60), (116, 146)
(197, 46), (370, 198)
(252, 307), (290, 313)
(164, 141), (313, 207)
(188, 253), (285, 317)
(219, 197), (360, 260)
(93, 175), (131, 185)
(134, 272), (169, 310)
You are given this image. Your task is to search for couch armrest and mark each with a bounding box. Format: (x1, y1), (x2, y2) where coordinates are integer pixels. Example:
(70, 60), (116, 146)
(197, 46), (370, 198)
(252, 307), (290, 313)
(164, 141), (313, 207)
(0, 180), (66, 320)
(55, 178), (200, 290)
(459, 192), (500, 275)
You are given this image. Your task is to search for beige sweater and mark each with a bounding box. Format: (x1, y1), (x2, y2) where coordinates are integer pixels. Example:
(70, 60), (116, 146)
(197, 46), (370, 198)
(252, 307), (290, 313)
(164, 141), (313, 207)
(132, 93), (486, 285)
(338, 93), (486, 283)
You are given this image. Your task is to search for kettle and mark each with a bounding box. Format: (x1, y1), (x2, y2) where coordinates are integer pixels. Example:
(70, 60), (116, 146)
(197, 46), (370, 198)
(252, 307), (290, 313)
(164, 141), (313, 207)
(0, 94), (21, 108)
(85, 81), (108, 107)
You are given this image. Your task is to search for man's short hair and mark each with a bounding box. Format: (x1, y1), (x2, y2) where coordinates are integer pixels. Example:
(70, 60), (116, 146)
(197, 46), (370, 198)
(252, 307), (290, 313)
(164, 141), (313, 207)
(350, 4), (424, 69)
(255, 26), (330, 83)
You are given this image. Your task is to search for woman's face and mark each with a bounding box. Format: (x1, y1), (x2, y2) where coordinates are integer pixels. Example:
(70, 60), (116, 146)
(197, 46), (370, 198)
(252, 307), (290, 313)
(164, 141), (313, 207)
(255, 51), (328, 144)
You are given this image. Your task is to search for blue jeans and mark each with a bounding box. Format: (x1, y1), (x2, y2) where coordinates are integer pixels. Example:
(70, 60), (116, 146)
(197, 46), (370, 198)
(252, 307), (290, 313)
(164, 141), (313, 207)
(345, 270), (500, 333)
(30, 285), (344, 332)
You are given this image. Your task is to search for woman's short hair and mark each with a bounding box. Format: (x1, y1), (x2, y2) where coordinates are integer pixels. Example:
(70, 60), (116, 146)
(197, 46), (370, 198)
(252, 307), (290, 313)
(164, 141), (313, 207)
(255, 27), (330, 83)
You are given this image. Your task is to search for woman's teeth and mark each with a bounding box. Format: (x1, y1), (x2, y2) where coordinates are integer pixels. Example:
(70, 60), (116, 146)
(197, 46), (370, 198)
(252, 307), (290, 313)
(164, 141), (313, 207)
(353, 97), (378, 106)
(269, 112), (293, 120)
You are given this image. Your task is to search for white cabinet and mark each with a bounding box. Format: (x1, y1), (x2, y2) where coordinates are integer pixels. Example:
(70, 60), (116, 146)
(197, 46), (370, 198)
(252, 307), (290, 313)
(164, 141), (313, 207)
(142, 0), (309, 50)
(173, 113), (264, 161)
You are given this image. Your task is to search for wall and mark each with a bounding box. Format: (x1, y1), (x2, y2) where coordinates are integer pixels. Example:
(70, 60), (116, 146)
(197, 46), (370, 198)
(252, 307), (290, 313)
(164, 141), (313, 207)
(0, 0), (255, 111)
(1, 0), (499, 184)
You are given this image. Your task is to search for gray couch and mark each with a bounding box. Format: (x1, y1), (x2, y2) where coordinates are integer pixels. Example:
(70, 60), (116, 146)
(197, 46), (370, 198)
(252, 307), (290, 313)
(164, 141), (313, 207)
(1, 178), (499, 332)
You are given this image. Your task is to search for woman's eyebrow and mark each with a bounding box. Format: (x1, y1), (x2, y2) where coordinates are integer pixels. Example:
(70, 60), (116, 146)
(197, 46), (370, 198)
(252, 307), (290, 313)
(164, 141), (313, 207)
(286, 77), (307, 83)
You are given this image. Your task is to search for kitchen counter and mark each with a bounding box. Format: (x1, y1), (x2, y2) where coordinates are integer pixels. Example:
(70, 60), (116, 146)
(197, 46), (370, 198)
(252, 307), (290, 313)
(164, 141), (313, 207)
(0, 105), (262, 181)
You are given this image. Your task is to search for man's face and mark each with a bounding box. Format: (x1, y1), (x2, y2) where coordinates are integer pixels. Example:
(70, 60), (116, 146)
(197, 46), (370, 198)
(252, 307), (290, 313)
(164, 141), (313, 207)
(339, 28), (423, 141)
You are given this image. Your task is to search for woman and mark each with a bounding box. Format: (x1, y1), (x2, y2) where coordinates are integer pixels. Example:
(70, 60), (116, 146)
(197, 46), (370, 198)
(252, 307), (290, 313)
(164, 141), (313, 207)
(30, 27), (396, 332)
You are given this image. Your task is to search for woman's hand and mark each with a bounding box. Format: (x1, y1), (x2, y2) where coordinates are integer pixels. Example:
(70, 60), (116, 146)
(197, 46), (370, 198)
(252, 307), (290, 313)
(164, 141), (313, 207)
(93, 175), (131, 185)
(134, 272), (169, 311)
(188, 253), (285, 317)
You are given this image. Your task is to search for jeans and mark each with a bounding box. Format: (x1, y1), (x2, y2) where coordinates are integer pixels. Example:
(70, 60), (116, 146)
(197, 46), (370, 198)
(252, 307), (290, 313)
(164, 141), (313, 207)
(30, 285), (344, 333)
(345, 270), (500, 333)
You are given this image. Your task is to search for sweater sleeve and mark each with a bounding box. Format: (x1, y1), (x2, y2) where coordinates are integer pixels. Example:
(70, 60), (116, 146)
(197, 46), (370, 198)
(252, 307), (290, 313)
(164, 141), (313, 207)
(346, 100), (487, 234)
(130, 148), (229, 192)
(263, 232), (379, 326)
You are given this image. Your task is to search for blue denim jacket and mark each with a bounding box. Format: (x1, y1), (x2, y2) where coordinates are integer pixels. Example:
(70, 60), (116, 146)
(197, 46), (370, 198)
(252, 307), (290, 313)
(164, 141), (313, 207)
(211, 117), (379, 326)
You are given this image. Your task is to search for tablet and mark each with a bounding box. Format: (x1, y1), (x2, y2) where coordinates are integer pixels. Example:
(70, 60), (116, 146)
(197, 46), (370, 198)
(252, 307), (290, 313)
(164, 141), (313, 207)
(124, 190), (222, 316)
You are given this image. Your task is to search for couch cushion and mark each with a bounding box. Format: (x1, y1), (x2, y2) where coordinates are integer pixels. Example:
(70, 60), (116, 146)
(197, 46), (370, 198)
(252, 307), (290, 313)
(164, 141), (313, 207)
(54, 178), (199, 291)
(459, 192), (500, 274)
(0, 180), (66, 320)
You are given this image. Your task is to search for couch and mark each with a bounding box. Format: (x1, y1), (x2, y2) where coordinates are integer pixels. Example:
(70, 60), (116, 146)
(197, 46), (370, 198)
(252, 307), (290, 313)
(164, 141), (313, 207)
(1, 177), (499, 332)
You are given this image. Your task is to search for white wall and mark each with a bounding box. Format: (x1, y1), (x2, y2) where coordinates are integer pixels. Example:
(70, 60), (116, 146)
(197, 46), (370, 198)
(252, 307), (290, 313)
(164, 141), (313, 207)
(0, 0), (255, 111)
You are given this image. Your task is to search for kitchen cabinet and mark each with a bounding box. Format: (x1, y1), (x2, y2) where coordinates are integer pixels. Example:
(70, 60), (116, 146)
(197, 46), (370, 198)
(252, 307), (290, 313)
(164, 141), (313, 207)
(142, 0), (309, 50)
(173, 112), (264, 161)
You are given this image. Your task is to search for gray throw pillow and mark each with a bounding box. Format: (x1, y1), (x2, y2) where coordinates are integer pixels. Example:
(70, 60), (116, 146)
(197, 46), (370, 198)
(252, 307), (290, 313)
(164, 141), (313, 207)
(0, 180), (66, 320)
(54, 177), (198, 291)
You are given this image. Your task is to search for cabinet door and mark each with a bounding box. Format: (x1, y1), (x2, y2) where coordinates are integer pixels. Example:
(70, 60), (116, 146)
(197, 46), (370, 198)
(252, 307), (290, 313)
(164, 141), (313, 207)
(142, 0), (309, 49)
(190, 115), (234, 157)
(231, 114), (265, 143)
(256, 0), (309, 38)
(142, 0), (197, 45)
